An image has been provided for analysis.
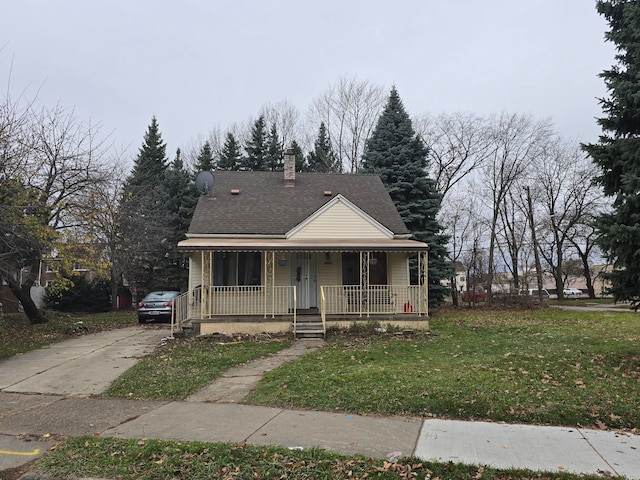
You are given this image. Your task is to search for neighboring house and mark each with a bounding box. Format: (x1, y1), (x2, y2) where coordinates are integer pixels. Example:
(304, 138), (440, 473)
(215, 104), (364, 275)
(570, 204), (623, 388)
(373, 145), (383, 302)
(175, 149), (429, 337)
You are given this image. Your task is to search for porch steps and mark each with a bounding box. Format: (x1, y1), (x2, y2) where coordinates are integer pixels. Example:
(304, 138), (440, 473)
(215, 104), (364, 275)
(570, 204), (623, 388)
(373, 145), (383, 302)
(293, 315), (325, 338)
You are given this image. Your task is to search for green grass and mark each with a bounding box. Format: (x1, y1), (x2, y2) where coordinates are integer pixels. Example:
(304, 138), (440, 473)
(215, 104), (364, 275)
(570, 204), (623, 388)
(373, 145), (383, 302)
(103, 335), (292, 400)
(31, 436), (607, 480)
(0, 311), (138, 360)
(6, 308), (639, 479)
(247, 308), (640, 430)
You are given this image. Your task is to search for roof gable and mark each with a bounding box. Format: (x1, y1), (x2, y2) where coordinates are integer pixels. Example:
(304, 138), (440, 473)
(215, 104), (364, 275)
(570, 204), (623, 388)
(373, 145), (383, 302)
(287, 194), (394, 240)
(186, 171), (410, 237)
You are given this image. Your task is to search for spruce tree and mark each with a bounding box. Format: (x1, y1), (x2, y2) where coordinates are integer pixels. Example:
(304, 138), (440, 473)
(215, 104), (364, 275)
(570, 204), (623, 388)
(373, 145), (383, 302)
(161, 149), (196, 290)
(118, 117), (172, 296)
(290, 140), (306, 172)
(242, 116), (268, 171)
(583, 0), (640, 308)
(218, 132), (243, 171)
(265, 123), (284, 171)
(195, 141), (215, 172)
(361, 87), (452, 305)
(126, 116), (168, 188)
(307, 122), (340, 172)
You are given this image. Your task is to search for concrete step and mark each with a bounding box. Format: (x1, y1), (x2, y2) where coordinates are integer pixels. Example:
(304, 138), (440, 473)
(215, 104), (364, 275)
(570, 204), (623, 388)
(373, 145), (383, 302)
(294, 319), (325, 338)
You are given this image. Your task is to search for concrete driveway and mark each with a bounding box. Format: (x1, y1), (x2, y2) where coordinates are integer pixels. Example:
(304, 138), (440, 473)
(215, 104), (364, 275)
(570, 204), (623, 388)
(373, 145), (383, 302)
(0, 326), (170, 396)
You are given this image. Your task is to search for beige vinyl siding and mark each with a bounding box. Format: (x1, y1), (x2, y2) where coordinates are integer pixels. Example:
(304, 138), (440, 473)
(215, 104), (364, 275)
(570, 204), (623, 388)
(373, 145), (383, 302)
(273, 253), (291, 286)
(189, 255), (203, 291)
(317, 253), (341, 286)
(388, 252), (409, 285)
(289, 200), (392, 240)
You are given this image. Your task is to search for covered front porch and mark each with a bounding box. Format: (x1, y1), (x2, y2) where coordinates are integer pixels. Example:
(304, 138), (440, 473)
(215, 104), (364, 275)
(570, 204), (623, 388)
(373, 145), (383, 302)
(174, 239), (429, 337)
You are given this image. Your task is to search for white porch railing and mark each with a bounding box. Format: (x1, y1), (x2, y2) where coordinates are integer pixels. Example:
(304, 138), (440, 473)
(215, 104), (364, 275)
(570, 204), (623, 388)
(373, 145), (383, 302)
(172, 284), (423, 333)
(184, 285), (296, 319)
(320, 285), (425, 316)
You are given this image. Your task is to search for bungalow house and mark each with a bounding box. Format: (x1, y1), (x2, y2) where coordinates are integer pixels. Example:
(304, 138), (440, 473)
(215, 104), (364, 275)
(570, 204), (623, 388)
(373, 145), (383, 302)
(175, 149), (429, 337)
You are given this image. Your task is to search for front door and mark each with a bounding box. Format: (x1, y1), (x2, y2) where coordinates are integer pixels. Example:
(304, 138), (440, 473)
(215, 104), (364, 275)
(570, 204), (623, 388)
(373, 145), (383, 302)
(291, 253), (317, 309)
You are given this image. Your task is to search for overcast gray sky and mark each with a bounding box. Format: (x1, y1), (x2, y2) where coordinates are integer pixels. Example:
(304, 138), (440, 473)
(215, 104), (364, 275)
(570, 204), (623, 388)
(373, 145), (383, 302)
(2, 1), (616, 161)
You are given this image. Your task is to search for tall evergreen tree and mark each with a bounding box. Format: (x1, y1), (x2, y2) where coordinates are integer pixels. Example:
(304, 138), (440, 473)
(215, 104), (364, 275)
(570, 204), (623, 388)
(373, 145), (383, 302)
(118, 117), (172, 296)
(161, 149), (197, 290)
(290, 140), (306, 172)
(242, 116), (268, 171)
(361, 87), (452, 305)
(126, 116), (168, 188)
(195, 141), (215, 172)
(218, 132), (243, 171)
(306, 122), (340, 173)
(265, 123), (284, 171)
(583, 0), (640, 308)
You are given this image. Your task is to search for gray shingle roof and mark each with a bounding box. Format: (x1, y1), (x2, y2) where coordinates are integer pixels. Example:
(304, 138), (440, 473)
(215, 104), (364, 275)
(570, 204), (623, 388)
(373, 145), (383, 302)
(187, 171), (410, 236)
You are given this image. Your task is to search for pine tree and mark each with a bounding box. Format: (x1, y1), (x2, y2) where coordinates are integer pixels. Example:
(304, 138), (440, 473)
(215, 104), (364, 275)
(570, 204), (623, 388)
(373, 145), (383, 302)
(290, 140), (306, 172)
(583, 0), (640, 308)
(126, 116), (168, 188)
(195, 141), (215, 172)
(306, 122), (340, 173)
(160, 149), (197, 290)
(118, 117), (172, 296)
(265, 123), (284, 171)
(361, 87), (452, 305)
(242, 116), (268, 171)
(218, 132), (243, 171)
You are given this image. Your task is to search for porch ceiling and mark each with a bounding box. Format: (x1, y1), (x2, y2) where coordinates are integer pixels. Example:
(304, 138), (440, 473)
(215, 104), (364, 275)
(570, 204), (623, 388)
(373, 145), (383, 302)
(177, 237), (429, 252)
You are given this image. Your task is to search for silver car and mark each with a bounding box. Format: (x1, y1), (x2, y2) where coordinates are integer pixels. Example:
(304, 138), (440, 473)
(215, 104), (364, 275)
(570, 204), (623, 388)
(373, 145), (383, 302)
(137, 291), (180, 324)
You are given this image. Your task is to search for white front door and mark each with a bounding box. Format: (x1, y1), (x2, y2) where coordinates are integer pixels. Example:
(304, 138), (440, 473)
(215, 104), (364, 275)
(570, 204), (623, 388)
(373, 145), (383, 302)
(292, 253), (317, 309)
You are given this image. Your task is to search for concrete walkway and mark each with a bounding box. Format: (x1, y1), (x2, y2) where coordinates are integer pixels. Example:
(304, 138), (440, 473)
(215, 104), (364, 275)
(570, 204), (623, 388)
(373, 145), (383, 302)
(1, 327), (639, 479)
(186, 338), (324, 403)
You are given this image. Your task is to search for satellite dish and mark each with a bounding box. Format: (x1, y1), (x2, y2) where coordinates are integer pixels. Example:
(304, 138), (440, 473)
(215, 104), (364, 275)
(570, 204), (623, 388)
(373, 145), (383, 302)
(195, 171), (215, 195)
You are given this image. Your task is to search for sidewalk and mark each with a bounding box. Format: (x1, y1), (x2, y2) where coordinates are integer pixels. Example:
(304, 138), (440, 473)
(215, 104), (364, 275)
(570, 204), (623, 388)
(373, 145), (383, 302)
(1, 327), (639, 479)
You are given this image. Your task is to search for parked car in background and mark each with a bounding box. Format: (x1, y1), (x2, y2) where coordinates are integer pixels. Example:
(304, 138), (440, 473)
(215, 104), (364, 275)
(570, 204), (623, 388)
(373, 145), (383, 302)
(462, 286), (486, 303)
(137, 291), (181, 324)
(563, 288), (582, 297)
(519, 288), (550, 305)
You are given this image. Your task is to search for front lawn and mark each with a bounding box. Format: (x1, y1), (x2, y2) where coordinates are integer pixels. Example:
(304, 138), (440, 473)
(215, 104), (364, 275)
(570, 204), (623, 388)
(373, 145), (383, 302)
(247, 308), (640, 430)
(103, 335), (292, 400)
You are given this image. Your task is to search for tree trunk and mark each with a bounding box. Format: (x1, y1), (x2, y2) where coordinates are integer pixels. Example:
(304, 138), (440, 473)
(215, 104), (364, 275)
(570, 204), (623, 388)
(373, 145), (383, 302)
(3, 273), (47, 324)
(110, 260), (119, 312)
(451, 276), (459, 307)
(578, 252), (596, 298)
(486, 213), (498, 305)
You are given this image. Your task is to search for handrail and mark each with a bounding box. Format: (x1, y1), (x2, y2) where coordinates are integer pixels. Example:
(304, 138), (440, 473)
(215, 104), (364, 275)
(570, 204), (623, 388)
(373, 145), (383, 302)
(171, 290), (190, 338)
(320, 287), (326, 331)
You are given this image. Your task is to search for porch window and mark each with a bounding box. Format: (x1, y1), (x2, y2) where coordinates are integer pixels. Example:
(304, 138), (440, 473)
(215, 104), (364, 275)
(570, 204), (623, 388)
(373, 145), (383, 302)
(341, 252), (359, 285)
(369, 252), (388, 285)
(341, 252), (388, 285)
(213, 252), (262, 286)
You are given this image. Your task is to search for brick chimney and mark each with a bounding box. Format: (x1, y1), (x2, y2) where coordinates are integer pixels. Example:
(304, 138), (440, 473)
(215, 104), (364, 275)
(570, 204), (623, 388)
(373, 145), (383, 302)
(284, 147), (295, 187)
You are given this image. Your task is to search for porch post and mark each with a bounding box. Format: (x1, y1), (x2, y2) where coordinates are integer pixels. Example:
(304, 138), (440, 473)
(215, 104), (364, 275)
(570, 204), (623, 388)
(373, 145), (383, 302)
(201, 251), (212, 318)
(264, 251), (274, 318)
(418, 250), (428, 316)
(359, 251), (370, 317)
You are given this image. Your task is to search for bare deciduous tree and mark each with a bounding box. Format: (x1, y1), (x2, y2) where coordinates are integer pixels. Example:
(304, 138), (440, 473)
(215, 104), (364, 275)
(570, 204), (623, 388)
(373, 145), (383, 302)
(481, 113), (554, 301)
(308, 75), (386, 173)
(496, 186), (529, 291)
(534, 140), (603, 298)
(259, 99), (302, 151)
(415, 111), (493, 202)
(0, 99), (110, 323)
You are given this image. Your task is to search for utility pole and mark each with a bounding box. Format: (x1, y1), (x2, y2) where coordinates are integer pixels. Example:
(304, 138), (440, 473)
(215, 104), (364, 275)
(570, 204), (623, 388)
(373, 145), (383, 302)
(524, 186), (544, 305)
